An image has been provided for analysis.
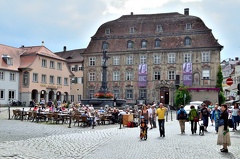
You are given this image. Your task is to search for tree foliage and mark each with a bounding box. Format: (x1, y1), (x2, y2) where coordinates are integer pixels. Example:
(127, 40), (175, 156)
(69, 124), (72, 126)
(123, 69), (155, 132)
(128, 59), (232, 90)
(216, 65), (225, 105)
(174, 85), (191, 108)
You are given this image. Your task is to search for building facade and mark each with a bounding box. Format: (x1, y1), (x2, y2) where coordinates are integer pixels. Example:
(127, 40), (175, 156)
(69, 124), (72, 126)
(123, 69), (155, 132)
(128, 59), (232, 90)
(18, 45), (72, 106)
(55, 46), (84, 103)
(79, 9), (223, 106)
(0, 44), (22, 106)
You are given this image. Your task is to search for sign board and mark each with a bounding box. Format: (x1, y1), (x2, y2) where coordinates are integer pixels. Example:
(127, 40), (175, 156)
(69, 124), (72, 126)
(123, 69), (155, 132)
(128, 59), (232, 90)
(226, 78), (233, 86)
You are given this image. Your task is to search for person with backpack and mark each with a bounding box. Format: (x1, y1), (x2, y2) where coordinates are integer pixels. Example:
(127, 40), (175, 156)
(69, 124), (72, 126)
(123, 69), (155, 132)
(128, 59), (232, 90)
(200, 103), (210, 132)
(177, 105), (187, 134)
(188, 105), (199, 134)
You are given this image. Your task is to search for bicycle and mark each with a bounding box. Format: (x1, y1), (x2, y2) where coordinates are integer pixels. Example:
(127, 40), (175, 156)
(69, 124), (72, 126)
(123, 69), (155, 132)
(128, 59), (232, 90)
(140, 127), (148, 140)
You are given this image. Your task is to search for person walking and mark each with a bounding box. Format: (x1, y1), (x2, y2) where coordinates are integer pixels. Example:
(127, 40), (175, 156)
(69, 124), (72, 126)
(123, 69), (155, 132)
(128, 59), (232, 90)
(151, 105), (156, 128)
(211, 105), (221, 134)
(217, 104), (231, 153)
(200, 103), (210, 132)
(156, 103), (167, 137)
(140, 105), (149, 124)
(208, 102), (215, 126)
(147, 104), (153, 129)
(232, 103), (239, 131)
(188, 105), (199, 134)
(177, 105), (187, 134)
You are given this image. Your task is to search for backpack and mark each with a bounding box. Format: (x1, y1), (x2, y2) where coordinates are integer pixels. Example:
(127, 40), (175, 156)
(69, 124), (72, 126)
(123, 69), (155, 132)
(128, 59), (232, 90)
(178, 110), (186, 120)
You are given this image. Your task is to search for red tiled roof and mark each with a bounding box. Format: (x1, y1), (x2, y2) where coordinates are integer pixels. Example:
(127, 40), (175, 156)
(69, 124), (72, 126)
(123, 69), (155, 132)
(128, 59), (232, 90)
(0, 44), (22, 71)
(55, 48), (85, 63)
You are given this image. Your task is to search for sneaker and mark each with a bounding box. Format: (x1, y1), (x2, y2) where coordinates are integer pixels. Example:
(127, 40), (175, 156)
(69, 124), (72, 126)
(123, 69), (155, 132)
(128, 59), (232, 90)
(221, 149), (228, 153)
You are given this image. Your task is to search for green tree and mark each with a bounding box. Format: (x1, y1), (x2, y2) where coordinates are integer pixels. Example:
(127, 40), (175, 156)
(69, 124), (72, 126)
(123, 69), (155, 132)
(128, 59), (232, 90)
(174, 85), (191, 108)
(216, 65), (225, 105)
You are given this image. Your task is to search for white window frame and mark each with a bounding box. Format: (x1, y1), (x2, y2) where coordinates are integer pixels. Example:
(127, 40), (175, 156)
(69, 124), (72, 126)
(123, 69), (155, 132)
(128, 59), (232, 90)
(202, 70), (210, 79)
(10, 72), (15, 81)
(141, 40), (147, 48)
(89, 57), (96, 66)
(130, 27), (135, 34)
(153, 54), (161, 64)
(126, 89), (133, 99)
(140, 55), (147, 64)
(8, 90), (15, 100)
(89, 90), (95, 99)
(42, 59), (47, 67)
(0, 89), (4, 99)
(42, 74), (46, 83)
(57, 77), (62, 85)
(89, 72), (95, 81)
(168, 53), (175, 64)
(154, 71), (161, 80)
(139, 89), (147, 99)
(155, 39), (161, 48)
(126, 56), (133, 65)
(202, 52), (210, 62)
(186, 23), (192, 30)
(105, 28), (110, 35)
(113, 56), (120, 65)
(78, 95), (81, 101)
(57, 62), (62, 70)
(168, 70), (175, 80)
(125, 71), (133, 81)
(184, 53), (191, 63)
(50, 61), (55, 69)
(64, 78), (68, 86)
(49, 75), (54, 84)
(113, 90), (120, 99)
(0, 71), (4, 80)
(156, 25), (163, 32)
(127, 41), (134, 49)
(113, 71), (120, 81)
(33, 73), (38, 82)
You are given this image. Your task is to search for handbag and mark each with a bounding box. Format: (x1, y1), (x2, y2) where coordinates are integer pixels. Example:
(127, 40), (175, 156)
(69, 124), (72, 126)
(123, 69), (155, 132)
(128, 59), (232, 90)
(218, 119), (224, 126)
(194, 117), (199, 122)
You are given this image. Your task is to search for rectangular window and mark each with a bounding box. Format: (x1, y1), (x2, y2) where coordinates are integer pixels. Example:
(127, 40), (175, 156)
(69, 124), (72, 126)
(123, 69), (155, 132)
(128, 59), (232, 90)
(41, 74), (46, 83)
(126, 56), (133, 65)
(57, 62), (62, 70)
(71, 66), (75, 72)
(7, 58), (13, 65)
(42, 59), (47, 67)
(168, 53), (175, 63)
(71, 95), (74, 102)
(33, 73), (38, 82)
(0, 89), (4, 99)
(156, 25), (163, 32)
(202, 52), (210, 62)
(50, 61), (55, 69)
(89, 90), (95, 99)
(154, 71), (161, 80)
(78, 66), (83, 71)
(139, 89), (147, 99)
(50, 76), (54, 84)
(168, 71), (175, 80)
(0, 71), (4, 80)
(113, 56), (120, 65)
(202, 70), (210, 79)
(105, 29), (110, 35)
(126, 89), (133, 99)
(113, 71), (120, 81)
(184, 53), (191, 63)
(64, 78), (68, 86)
(140, 55), (147, 64)
(78, 95), (81, 101)
(10, 72), (15, 81)
(186, 23), (192, 30)
(89, 72), (95, 81)
(153, 54), (161, 64)
(113, 90), (119, 99)
(8, 90), (15, 100)
(89, 57), (96, 66)
(125, 71), (133, 81)
(78, 77), (83, 84)
(57, 77), (62, 85)
(130, 27), (135, 34)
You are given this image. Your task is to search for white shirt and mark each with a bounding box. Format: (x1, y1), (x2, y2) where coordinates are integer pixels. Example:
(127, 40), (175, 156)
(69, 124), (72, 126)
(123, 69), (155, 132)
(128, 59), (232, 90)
(148, 108), (153, 118)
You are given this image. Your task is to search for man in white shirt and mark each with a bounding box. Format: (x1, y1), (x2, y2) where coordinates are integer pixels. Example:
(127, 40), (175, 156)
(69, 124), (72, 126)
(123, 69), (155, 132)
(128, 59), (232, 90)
(147, 104), (153, 129)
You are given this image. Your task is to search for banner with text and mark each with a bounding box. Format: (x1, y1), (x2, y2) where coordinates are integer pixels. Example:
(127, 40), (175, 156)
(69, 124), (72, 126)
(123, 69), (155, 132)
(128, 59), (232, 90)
(138, 64), (147, 87)
(183, 62), (192, 86)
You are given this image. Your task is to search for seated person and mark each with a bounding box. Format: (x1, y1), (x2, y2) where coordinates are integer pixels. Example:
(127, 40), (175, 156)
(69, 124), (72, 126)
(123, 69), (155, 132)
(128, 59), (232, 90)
(81, 111), (92, 126)
(111, 108), (119, 124)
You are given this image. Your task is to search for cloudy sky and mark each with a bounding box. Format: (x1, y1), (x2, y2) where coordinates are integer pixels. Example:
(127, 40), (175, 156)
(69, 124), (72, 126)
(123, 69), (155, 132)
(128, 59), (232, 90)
(0, 0), (239, 60)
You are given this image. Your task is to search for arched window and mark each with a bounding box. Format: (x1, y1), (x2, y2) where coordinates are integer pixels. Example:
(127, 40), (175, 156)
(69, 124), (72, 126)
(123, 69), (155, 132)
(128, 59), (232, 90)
(155, 39), (161, 48)
(141, 40), (147, 48)
(102, 41), (108, 50)
(185, 37), (192, 46)
(127, 40), (134, 49)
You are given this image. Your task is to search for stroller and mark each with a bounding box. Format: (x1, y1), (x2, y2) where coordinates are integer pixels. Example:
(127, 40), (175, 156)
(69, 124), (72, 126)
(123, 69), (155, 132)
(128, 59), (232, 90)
(140, 116), (148, 140)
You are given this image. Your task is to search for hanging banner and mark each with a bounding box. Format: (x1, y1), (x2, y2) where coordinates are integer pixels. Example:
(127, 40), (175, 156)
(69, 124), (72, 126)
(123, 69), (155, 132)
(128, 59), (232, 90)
(183, 62), (192, 86)
(138, 64), (147, 87)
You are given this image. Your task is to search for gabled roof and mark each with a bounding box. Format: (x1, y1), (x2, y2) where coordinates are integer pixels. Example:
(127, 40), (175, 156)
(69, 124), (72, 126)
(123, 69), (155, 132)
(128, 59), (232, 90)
(0, 44), (22, 71)
(55, 48), (85, 63)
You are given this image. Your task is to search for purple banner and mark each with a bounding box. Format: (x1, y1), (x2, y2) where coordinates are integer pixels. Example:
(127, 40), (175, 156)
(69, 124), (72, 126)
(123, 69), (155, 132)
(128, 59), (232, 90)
(183, 62), (192, 86)
(138, 64), (147, 87)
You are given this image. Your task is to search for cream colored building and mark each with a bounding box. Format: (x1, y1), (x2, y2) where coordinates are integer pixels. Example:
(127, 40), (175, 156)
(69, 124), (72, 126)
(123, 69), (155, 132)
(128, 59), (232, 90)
(19, 45), (73, 105)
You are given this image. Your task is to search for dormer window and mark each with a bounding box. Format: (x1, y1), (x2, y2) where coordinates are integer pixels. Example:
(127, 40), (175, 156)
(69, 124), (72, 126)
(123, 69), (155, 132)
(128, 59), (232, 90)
(105, 29), (111, 35)
(155, 39), (161, 48)
(2, 54), (13, 65)
(127, 40), (134, 49)
(102, 41), (109, 50)
(141, 40), (147, 48)
(185, 37), (192, 46)
(186, 23), (192, 30)
(129, 27), (135, 34)
(156, 25), (163, 32)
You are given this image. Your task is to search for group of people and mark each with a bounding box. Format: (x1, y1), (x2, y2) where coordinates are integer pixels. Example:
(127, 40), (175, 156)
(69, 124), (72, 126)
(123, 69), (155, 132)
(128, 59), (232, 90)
(177, 102), (239, 153)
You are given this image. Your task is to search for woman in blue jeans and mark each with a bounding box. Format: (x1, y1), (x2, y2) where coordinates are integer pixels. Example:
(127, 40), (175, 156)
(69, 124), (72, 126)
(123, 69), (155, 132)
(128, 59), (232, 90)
(231, 103), (239, 131)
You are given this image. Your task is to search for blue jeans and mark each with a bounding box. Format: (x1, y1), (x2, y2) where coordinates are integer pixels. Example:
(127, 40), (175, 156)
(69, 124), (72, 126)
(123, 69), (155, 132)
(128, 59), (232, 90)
(158, 119), (165, 136)
(232, 116), (238, 130)
(215, 119), (219, 132)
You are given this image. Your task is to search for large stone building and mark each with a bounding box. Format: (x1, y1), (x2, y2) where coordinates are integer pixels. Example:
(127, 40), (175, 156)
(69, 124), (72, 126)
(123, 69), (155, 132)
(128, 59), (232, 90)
(82, 8), (223, 106)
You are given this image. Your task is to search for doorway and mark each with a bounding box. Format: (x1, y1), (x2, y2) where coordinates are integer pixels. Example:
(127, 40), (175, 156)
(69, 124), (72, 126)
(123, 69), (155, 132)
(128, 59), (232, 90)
(160, 87), (169, 105)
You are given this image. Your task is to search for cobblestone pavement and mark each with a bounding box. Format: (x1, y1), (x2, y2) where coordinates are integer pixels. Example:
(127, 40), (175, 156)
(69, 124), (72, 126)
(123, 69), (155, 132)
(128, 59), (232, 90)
(0, 107), (240, 159)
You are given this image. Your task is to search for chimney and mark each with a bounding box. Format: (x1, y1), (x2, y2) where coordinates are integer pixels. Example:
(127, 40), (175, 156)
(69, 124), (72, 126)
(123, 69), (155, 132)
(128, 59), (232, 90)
(235, 57), (239, 61)
(130, 12), (133, 15)
(184, 8), (189, 16)
(42, 41), (44, 46)
(63, 46), (66, 52)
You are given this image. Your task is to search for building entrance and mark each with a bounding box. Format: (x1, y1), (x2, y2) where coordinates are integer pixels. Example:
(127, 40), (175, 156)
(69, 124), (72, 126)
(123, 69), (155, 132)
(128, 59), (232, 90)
(160, 87), (169, 105)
